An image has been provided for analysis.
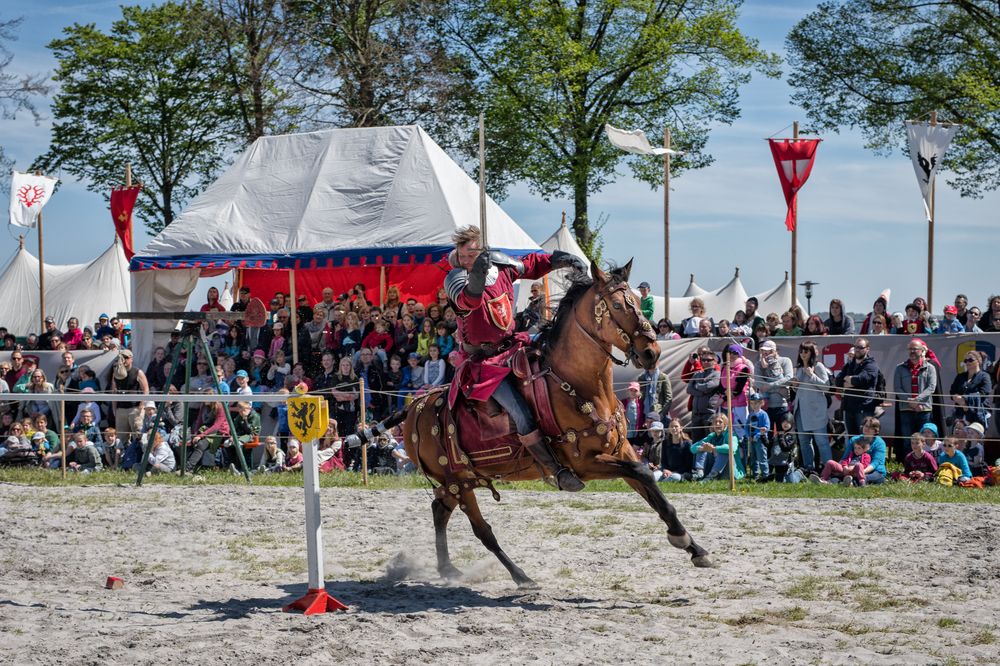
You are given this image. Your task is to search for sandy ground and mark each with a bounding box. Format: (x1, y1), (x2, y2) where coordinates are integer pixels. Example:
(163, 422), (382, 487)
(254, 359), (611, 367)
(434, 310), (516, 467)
(1, 482), (998, 666)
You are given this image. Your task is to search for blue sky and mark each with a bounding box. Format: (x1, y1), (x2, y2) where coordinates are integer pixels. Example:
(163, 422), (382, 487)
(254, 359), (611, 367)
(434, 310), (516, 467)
(3, 0), (998, 316)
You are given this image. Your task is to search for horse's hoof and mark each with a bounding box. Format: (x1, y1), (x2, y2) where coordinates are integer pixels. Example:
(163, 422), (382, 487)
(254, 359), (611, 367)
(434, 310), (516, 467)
(516, 578), (540, 590)
(440, 565), (464, 580)
(691, 555), (714, 568)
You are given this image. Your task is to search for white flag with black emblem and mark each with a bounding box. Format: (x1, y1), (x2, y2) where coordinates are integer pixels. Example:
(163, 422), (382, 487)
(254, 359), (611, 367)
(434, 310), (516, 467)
(906, 121), (959, 221)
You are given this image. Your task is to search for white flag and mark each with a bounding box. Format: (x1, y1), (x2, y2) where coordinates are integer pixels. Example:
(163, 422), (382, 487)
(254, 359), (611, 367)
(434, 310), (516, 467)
(9, 171), (58, 228)
(906, 121), (959, 220)
(605, 124), (684, 157)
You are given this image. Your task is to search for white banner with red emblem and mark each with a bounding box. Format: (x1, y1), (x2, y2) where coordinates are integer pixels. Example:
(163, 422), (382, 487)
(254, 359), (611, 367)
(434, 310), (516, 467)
(8, 171), (58, 228)
(905, 121), (960, 221)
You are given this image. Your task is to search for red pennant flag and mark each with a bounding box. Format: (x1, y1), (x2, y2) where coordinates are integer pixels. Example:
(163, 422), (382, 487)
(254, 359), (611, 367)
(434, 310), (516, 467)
(110, 186), (141, 260)
(768, 138), (821, 231)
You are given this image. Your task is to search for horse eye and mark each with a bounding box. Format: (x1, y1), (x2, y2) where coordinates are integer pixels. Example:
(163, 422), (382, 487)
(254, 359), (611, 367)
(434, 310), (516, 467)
(613, 302), (622, 310)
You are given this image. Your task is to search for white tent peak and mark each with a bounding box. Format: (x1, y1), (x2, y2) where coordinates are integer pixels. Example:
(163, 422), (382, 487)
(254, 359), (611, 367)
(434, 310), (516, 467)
(683, 273), (707, 297)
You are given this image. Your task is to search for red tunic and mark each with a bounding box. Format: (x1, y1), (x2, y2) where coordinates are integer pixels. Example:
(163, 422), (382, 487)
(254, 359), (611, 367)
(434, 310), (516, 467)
(448, 253), (553, 406)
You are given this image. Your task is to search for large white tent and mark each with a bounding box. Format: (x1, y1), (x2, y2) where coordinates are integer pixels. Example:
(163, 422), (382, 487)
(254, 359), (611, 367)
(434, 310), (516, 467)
(638, 270), (801, 324)
(0, 238), (130, 336)
(682, 274), (707, 297)
(514, 218), (591, 312)
(131, 125), (542, 364)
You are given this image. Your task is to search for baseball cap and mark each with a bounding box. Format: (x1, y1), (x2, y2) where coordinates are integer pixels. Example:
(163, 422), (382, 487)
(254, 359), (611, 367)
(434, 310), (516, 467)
(144, 401), (156, 409)
(749, 393), (765, 401)
(649, 421), (664, 431)
(253, 349), (266, 359)
(966, 422), (985, 437)
(235, 369), (249, 378)
(44, 316), (54, 323)
(759, 340), (777, 351)
(32, 431), (46, 441)
(638, 281), (650, 289)
(99, 313), (109, 320)
(627, 381), (641, 392)
(943, 305), (958, 315)
(408, 352), (420, 359)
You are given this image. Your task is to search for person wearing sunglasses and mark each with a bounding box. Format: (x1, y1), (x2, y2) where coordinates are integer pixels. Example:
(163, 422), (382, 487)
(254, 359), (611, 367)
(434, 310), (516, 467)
(834, 337), (881, 438)
(949, 350), (992, 431)
(936, 436), (972, 485)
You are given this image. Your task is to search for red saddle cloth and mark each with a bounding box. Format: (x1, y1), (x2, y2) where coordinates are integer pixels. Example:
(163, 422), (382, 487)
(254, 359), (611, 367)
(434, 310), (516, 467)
(440, 395), (522, 474)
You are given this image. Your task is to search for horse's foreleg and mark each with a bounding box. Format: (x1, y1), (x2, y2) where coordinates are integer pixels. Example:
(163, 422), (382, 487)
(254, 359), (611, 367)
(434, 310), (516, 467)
(456, 490), (537, 588)
(432, 496), (463, 580)
(585, 455), (713, 568)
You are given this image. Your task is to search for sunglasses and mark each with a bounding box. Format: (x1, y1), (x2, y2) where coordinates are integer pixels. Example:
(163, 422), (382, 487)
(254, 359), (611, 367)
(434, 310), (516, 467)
(854, 345), (869, 350)
(964, 357), (978, 363)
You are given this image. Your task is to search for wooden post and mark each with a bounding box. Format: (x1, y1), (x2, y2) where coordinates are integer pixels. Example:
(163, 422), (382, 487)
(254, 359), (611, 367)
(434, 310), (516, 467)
(725, 360), (735, 491)
(59, 399), (66, 481)
(790, 122), (799, 313)
(35, 170), (46, 331)
(927, 111), (937, 312)
(289, 269), (299, 365)
(663, 126), (671, 306)
(478, 112), (488, 247)
(359, 376), (368, 487)
(379, 266), (386, 307)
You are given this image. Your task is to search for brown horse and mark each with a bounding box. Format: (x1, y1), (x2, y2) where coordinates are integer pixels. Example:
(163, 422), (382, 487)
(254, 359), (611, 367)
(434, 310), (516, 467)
(358, 260), (712, 587)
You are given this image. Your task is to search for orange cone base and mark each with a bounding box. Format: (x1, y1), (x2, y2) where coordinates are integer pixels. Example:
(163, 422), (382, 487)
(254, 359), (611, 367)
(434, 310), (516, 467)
(283, 588), (348, 616)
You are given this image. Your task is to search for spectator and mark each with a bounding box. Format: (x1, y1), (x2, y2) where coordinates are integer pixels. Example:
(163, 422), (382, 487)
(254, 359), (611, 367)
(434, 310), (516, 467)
(856, 416), (888, 484)
(977, 295), (1000, 332)
(283, 440), (304, 472)
(317, 420), (345, 472)
(949, 350), (992, 429)
(38, 316), (62, 349)
(935, 305), (965, 334)
(899, 431), (938, 482)
(200, 286), (227, 313)
(637, 362), (673, 424)
(697, 318), (714, 338)
(229, 401), (261, 471)
(900, 303), (928, 335)
(258, 436), (286, 473)
(680, 298), (708, 338)
(186, 401), (230, 472)
(746, 393), (771, 481)
(656, 319), (679, 341)
(803, 315), (827, 336)
(32, 415), (60, 456)
(145, 346), (169, 392)
(835, 338), (880, 437)
(415, 318), (435, 359)
(383, 285), (403, 320)
(686, 346), (720, 441)
(231, 285), (251, 312)
(919, 422), (942, 457)
(755, 340), (794, 427)
(893, 338), (936, 443)
(4, 351), (28, 388)
(770, 413), (804, 483)
(266, 349), (290, 388)
(422, 344), (447, 389)
(622, 382), (643, 440)
(71, 408), (103, 451)
(888, 311), (904, 334)
(716, 319), (732, 337)
(859, 291), (890, 334)
(400, 352), (424, 406)
(355, 348), (386, 419)
(764, 312), (780, 335)
(689, 413), (744, 481)
(743, 297), (765, 334)
(774, 311), (803, 336)
(824, 298), (855, 335)
(719, 344), (752, 440)
(792, 340), (832, 471)
(67, 431), (103, 473)
(434, 321), (455, 357)
(104, 426), (123, 470)
(95, 314), (115, 339)
(383, 355), (405, 413)
(145, 429), (176, 474)
(951, 294), (971, 328)
(810, 436), (871, 486)
(961, 422), (986, 475)
(20, 368), (55, 423)
(331, 357), (360, 464)
(638, 281), (654, 322)
(967, 306), (983, 332)
(730, 311), (752, 337)
(936, 436), (972, 485)
(110, 349), (148, 444)
(63, 317), (83, 349)
(663, 419), (693, 478)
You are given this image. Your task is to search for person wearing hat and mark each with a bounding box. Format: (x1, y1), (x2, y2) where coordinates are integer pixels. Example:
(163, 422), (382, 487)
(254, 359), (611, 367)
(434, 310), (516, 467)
(860, 290), (890, 335)
(232, 369), (253, 397)
(95, 314), (115, 339)
(745, 392), (771, 480)
(935, 305), (965, 334)
(755, 340), (794, 428)
(961, 421), (987, 474)
(231, 285), (252, 312)
(646, 421), (681, 482)
(637, 281), (654, 322)
(109, 348), (149, 445)
(38, 316), (62, 350)
(623, 381), (644, 441)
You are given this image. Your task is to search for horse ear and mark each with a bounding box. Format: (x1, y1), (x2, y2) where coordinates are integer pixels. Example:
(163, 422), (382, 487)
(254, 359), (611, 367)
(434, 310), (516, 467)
(591, 260), (609, 283)
(621, 258), (634, 283)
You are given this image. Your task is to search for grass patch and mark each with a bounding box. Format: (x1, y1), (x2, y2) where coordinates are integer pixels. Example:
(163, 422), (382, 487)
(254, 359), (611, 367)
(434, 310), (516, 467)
(937, 618), (960, 628)
(784, 575), (826, 601)
(2, 468), (999, 504)
(971, 629), (995, 645)
(778, 606), (809, 622)
(832, 622), (874, 635)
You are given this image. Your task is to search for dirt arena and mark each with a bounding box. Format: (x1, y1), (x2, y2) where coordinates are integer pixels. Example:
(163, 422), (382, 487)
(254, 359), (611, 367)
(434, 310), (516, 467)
(1, 483), (997, 665)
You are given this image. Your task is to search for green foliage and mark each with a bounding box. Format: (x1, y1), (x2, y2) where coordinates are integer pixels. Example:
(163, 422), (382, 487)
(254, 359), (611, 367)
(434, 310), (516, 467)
(786, 0), (1000, 197)
(38, 2), (245, 233)
(444, 0), (779, 254)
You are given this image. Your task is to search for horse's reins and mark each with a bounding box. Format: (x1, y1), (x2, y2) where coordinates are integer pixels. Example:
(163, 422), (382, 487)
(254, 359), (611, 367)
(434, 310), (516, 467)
(571, 281), (655, 367)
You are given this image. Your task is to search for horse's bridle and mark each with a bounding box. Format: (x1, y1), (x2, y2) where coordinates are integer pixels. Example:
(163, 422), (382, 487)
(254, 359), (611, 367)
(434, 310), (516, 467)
(572, 281), (655, 367)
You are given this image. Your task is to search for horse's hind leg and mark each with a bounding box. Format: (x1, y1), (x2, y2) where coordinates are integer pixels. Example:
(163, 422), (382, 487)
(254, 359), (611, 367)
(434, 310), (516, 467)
(456, 490), (536, 588)
(432, 496), (463, 580)
(589, 455), (713, 568)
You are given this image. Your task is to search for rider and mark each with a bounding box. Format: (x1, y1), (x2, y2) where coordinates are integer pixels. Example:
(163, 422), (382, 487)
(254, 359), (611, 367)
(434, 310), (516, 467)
(444, 225), (587, 491)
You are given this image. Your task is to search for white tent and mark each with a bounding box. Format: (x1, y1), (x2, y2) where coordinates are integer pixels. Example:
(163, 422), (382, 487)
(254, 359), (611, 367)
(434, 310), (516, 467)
(750, 272), (802, 316)
(682, 274), (707, 297)
(0, 239), (131, 336)
(514, 218), (590, 312)
(642, 268), (749, 323)
(131, 125), (542, 364)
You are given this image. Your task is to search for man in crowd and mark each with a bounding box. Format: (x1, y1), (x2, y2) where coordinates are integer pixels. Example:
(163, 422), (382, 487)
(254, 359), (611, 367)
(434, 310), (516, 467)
(637, 362), (672, 424)
(892, 338), (936, 445)
(110, 349), (149, 444)
(755, 340), (793, 427)
(38, 316), (61, 349)
(835, 337), (880, 437)
(686, 346), (720, 442)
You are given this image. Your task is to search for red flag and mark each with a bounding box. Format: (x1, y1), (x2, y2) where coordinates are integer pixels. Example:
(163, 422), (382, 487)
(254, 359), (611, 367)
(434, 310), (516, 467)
(768, 138), (821, 231)
(110, 186), (141, 260)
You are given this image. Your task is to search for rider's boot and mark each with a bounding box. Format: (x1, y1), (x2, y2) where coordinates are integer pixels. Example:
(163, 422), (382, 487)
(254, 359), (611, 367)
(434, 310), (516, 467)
(519, 430), (584, 492)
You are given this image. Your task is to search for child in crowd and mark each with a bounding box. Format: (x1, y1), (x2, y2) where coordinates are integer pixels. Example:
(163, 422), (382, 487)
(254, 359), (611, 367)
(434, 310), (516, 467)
(103, 426), (123, 470)
(769, 413), (802, 483)
(690, 414), (744, 481)
(919, 423), (942, 458)
(622, 382), (643, 440)
(383, 355), (406, 412)
(282, 441), (303, 472)
(258, 436), (286, 473)
(962, 422), (987, 476)
(646, 422), (681, 482)
(67, 431), (103, 474)
(145, 429), (176, 474)
(663, 419), (692, 479)
(360, 319), (393, 364)
(899, 432), (938, 482)
(416, 318), (435, 359)
(935, 305), (965, 334)
(268, 322), (286, 359)
(435, 321), (455, 357)
(936, 436), (972, 485)
(746, 393), (771, 481)
(811, 437), (871, 486)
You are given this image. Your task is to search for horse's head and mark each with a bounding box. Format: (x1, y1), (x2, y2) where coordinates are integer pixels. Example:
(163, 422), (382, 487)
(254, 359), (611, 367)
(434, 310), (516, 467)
(584, 259), (661, 369)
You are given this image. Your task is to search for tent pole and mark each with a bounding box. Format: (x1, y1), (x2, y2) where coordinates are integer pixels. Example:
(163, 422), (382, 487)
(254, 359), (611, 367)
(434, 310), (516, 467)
(35, 170), (46, 330)
(379, 266), (386, 307)
(289, 269), (299, 366)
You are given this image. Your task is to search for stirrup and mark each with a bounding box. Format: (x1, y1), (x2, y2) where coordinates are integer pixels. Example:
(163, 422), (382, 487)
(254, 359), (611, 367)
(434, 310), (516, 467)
(555, 467), (585, 492)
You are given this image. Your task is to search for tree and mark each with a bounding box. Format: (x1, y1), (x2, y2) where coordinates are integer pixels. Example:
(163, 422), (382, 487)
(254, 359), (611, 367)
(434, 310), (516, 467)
(786, 0), (1000, 197)
(38, 2), (243, 233)
(443, 0), (778, 256)
(0, 15), (51, 191)
(282, 0), (475, 148)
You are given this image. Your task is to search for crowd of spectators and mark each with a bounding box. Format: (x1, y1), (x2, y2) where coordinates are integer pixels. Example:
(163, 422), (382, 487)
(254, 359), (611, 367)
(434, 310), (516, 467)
(0, 280), (998, 489)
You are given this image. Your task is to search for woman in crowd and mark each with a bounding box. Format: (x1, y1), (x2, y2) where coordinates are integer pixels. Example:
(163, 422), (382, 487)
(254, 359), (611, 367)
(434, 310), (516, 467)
(681, 298), (708, 338)
(186, 400), (230, 472)
(20, 368), (55, 423)
(824, 298), (854, 335)
(656, 319), (680, 341)
(792, 340), (832, 472)
(201, 286), (227, 313)
(331, 357), (360, 465)
(62, 317), (83, 348)
(852, 416), (888, 484)
(425, 303), (443, 327)
(222, 324), (246, 357)
(803, 315), (827, 336)
(338, 311), (364, 359)
(950, 350), (992, 429)
(145, 346), (169, 392)
(859, 293), (890, 334)
(977, 295), (1000, 332)
(689, 413), (744, 481)
(869, 314), (890, 336)
(415, 317), (435, 359)
(383, 285), (403, 320)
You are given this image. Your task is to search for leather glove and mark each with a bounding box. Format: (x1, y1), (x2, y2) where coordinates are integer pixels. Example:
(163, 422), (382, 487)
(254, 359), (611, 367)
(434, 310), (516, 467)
(465, 251), (492, 298)
(551, 250), (586, 273)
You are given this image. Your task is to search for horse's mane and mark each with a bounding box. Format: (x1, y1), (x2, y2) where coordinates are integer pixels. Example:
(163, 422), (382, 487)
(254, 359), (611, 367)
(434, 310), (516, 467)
(537, 264), (628, 351)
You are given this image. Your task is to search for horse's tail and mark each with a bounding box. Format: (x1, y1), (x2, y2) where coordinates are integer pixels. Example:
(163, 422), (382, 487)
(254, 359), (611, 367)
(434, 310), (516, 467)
(343, 409), (408, 449)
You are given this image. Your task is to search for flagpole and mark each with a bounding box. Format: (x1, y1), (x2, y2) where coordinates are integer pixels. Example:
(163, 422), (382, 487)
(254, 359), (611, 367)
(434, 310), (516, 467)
(125, 162), (133, 254)
(663, 127), (671, 307)
(35, 170), (46, 330)
(927, 111), (937, 312)
(790, 121), (799, 313)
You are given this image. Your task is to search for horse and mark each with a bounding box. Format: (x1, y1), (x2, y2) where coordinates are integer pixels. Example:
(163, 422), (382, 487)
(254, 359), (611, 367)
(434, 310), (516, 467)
(358, 260), (712, 588)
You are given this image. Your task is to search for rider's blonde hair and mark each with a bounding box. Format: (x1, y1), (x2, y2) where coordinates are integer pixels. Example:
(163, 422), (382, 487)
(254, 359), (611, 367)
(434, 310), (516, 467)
(451, 225), (481, 247)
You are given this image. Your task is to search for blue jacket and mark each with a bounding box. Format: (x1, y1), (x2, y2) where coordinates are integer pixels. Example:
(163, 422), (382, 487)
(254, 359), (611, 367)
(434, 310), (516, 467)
(937, 450), (972, 479)
(836, 356), (880, 412)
